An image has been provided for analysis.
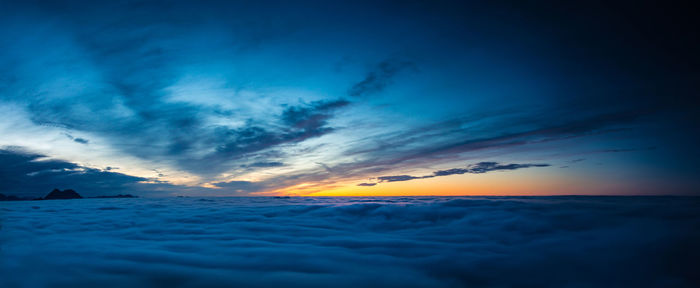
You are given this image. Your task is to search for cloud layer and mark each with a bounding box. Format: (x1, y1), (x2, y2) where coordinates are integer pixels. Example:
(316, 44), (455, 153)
(2, 196), (699, 287)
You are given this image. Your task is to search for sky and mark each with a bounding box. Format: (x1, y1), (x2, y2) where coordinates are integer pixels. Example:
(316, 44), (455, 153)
(0, 0), (698, 197)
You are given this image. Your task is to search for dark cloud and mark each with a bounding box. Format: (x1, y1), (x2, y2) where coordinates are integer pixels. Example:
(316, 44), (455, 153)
(0, 148), (217, 197)
(600, 147), (657, 153)
(366, 162), (549, 185)
(357, 182), (377, 186)
(377, 175), (431, 183)
(245, 162), (285, 168)
(64, 133), (89, 144)
(431, 168), (470, 176)
(197, 99), (349, 174)
(280, 99), (350, 132)
(348, 58), (414, 97)
(460, 162), (551, 174)
(0, 148), (146, 197)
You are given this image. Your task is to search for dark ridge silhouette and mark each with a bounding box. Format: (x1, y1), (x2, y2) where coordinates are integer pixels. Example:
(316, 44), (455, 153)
(44, 189), (83, 200)
(0, 193), (21, 201)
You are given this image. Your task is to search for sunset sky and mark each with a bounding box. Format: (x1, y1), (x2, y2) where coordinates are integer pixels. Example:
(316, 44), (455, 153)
(1, 0), (698, 197)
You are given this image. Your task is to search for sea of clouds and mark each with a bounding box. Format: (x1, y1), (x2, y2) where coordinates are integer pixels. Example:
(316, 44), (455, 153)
(1, 196), (699, 287)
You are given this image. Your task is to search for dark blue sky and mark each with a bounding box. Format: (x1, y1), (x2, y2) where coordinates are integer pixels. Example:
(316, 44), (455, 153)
(1, 0), (698, 196)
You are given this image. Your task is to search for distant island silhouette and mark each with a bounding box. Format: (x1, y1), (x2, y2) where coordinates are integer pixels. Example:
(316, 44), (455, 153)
(0, 189), (137, 201)
(44, 189), (83, 200)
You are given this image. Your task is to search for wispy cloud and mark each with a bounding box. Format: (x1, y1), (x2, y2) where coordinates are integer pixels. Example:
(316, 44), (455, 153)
(377, 175), (429, 182)
(360, 161), (550, 186)
(356, 182), (377, 186)
(348, 58), (415, 97)
(63, 133), (89, 144)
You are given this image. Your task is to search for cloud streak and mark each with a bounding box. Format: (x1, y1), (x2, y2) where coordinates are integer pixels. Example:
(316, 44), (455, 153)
(348, 59), (414, 97)
(359, 162), (550, 186)
(64, 133), (89, 144)
(326, 109), (648, 186)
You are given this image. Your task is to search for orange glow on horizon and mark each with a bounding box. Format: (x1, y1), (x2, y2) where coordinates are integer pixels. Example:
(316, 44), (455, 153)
(277, 168), (662, 196)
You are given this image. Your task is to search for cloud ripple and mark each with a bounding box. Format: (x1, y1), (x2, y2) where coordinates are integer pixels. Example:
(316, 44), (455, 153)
(1, 196), (698, 287)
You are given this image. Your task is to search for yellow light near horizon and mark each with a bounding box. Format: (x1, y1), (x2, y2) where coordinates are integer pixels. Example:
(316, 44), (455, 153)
(302, 169), (592, 196)
(267, 166), (659, 197)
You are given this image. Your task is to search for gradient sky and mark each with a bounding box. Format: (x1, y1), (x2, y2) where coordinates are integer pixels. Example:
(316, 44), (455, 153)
(1, 0), (698, 197)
